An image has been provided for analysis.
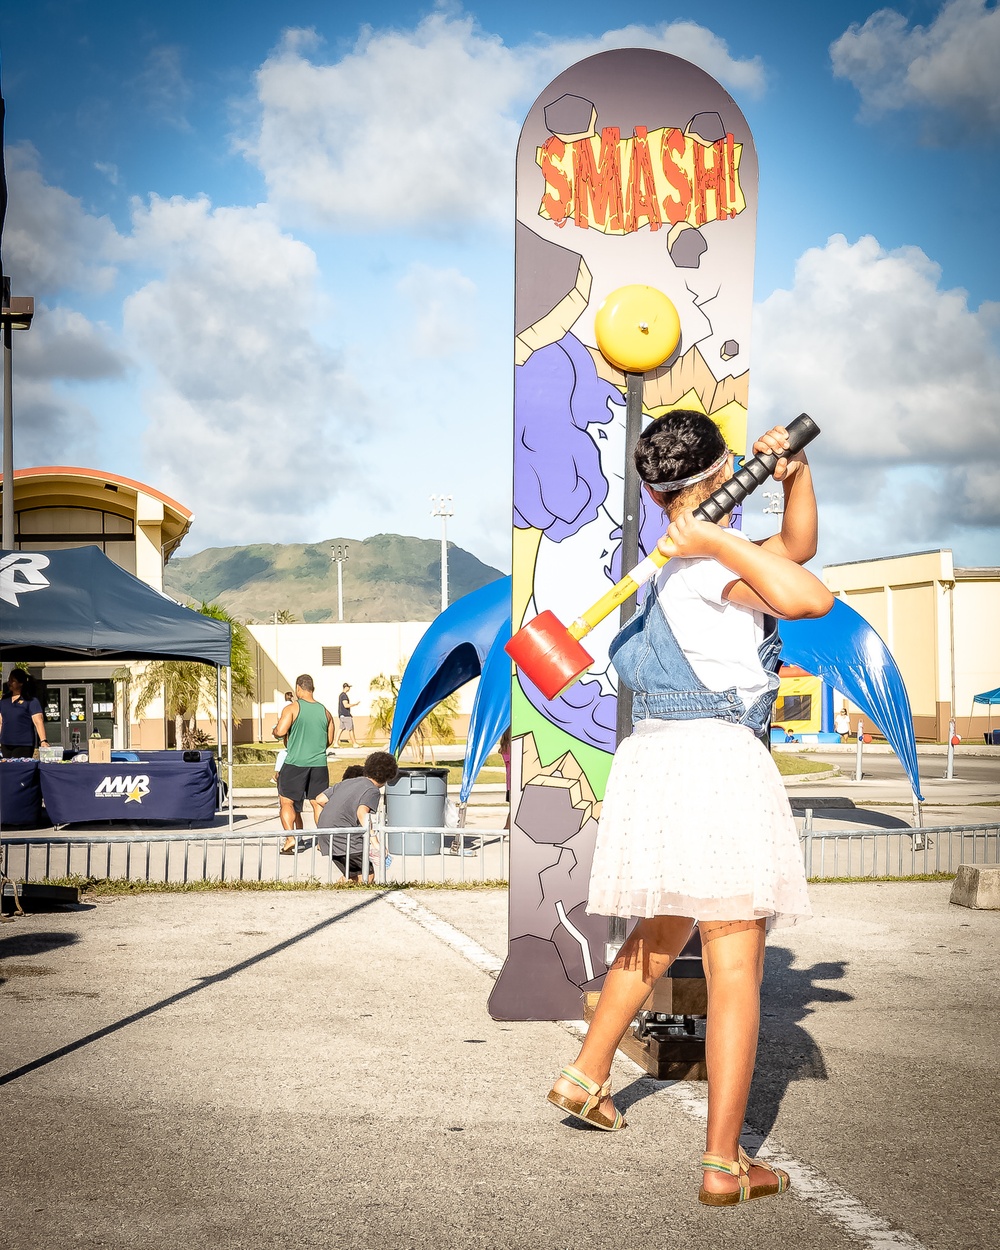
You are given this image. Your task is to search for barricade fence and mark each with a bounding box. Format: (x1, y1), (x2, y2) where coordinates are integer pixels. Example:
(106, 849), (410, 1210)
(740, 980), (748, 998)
(1, 821), (995, 888)
(0, 824), (509, 888)
(798, 820), (1000, 879)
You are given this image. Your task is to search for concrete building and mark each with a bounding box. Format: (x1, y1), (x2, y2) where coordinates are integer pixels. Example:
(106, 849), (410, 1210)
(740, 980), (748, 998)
(824, 550), (1000, 742)
(2, 466), (192, 749)
(4, 465), (191, 590)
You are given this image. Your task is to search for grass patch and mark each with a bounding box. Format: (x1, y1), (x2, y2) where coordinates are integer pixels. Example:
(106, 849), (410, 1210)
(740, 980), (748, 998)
(231, 761), (507, 789)
(35, 874), (510, 896)
(807, 872), (956, 884)
(775, 754), (835, 776)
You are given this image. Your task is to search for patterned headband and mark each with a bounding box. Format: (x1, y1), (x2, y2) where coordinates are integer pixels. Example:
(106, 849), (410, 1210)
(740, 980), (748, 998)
(647, 449), (729, 493)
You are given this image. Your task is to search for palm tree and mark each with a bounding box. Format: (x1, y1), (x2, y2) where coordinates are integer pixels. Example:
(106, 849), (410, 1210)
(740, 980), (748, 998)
(369, 664), (459, 761)
(275, 609), (298, 624)
(118, 603), (255, 748)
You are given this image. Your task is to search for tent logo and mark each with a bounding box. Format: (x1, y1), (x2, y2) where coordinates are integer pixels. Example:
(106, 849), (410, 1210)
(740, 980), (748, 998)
(95, 775), (150, 804)
(0, 552), (50, 606)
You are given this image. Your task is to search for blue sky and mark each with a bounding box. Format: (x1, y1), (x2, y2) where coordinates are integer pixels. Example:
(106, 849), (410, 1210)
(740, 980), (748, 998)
(1, 0), (998, 572)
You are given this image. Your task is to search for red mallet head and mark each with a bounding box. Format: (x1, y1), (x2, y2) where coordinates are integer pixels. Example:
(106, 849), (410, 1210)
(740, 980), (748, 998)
(505, 610), (594, 700)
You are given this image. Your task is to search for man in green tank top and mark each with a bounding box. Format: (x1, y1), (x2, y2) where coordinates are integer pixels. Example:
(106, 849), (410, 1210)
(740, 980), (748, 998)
(273, 674), (335, 852)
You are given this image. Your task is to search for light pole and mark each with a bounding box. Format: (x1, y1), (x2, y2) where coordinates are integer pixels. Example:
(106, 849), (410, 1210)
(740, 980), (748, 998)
(762, 490), (784, 517)
(331, 543), (349, 622)
(429, 494), (454, 613)
(1, 280), (34, 549)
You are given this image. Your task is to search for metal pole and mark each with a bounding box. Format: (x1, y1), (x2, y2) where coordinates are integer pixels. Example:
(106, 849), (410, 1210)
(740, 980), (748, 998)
(608, 371), (644, 965)
(2, 315), (13, 549)
(946, 717), (956, 781)
(615, 371), (644, 746)
(337, 558), (344, 622)
(854, 719), (864, 782)
(429, 496), (454, 614)
(331, 543), (348, 622)
(226, 666), (234, 833)
(216, 666), (223, 810)
(441, 513), (448, 614)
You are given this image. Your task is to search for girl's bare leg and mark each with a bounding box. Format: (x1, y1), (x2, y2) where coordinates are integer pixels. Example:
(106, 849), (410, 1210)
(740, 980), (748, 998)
(550, 914), (695, 1117)
(699, 918), (772, 1195)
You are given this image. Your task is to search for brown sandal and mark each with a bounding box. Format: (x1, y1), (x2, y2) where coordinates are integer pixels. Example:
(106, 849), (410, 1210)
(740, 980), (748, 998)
(546, 1065), (626, 1132)
(699, 1145), (789, 1205)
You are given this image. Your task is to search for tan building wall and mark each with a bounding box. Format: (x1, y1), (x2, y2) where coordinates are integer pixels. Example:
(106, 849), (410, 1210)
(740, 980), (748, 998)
(243, 622), (478, 747)
(824, 550), (1000, 741)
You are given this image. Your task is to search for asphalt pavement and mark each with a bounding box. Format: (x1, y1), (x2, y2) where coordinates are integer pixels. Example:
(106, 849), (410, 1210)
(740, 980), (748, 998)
(1, 882), (997, 1250)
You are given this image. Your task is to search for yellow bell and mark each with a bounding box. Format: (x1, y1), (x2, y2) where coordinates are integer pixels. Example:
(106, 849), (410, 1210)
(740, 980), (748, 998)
(594, 284), (681, 373)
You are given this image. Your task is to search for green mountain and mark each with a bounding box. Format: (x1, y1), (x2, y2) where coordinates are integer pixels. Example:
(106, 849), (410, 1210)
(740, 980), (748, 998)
(163, 533), (505, 623)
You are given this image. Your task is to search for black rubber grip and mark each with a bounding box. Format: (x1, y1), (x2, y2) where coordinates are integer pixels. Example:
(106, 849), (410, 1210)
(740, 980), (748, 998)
(693, 413), (820, 524)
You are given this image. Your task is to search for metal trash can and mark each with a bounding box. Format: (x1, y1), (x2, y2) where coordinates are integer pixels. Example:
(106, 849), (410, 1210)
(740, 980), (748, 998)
(385, 767), (448, 855)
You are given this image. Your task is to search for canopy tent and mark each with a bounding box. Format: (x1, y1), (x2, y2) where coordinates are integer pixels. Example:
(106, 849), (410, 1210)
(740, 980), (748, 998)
(389, 578), (510, 798)
(0, 548), (230, 664)
(459, 625), (512, 804)
(971, 687), (1000, 737)
(0, 547), (234, 827)
(781, 597), (922, 801)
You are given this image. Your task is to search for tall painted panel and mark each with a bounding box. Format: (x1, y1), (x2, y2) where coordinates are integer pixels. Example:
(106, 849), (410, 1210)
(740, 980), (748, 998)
(490, 48), (758, 1021)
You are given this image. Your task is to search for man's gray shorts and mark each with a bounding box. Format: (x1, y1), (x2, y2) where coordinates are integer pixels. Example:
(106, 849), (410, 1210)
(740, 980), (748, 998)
(339, 716), (354, 731)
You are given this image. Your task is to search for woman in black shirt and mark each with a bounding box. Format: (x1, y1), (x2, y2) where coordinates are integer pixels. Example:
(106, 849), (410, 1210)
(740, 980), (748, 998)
(0, 669), (48, 758)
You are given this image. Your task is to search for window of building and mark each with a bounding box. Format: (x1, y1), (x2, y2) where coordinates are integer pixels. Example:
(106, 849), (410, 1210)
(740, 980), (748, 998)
(322, 646), (342, 666)
(774, 694), (812, 723)
(15, 506), (137, 574)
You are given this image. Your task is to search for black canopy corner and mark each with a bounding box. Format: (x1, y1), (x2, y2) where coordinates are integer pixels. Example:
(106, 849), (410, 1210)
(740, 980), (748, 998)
(0, 547), (232, 667)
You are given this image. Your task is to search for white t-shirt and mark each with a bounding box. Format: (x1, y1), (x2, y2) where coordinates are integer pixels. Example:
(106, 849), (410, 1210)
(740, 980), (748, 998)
(653, 529), (769, 711)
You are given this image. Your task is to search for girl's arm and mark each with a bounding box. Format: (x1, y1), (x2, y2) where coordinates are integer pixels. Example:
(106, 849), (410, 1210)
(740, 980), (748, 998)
(748, 427), (820, 564)
(660, 514), (834, 620)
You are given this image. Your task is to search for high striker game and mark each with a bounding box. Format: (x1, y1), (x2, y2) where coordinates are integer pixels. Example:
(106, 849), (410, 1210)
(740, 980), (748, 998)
(490, 49), (759, 1022)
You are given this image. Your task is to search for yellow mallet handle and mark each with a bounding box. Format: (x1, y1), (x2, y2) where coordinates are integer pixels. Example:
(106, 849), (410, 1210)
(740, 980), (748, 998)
(568, 548), (671, 640)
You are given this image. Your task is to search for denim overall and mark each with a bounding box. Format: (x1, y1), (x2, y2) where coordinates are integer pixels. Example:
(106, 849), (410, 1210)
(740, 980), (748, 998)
(609, 574), (781, 742)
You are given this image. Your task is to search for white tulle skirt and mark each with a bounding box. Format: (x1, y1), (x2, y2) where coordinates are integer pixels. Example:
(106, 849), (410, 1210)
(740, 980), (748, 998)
(587, 717), (811, 928)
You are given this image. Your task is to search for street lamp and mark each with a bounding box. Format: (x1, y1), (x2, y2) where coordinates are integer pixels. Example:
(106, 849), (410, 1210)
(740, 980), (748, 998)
(331, 543), (349, 622)
(1, 281), (34, 550)
(429, 494), (454, 614)
(762, 490), (784, 516)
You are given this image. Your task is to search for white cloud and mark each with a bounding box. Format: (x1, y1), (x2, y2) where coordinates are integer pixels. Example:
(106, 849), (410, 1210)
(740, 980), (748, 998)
(2, 143), (121, 295)
(10, 380), (98, 468)
(132, 44), (193, 131)
(243, 11), (765, 231)
(831, 0), (1000, 132)
(396, 263), (477, 357)
(94, 161), (121, 187)
(750, 233), (1000, 565)
(123, 194), (367, 545)
(17, 306), (129, 382)
(0, 150), (127, 468)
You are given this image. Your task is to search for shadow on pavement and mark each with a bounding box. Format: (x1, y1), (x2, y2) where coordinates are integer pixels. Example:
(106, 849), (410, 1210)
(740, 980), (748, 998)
(0, 930), (81, 959)
(747, 946), (854, 1141)
(0, 891), (385, 1087)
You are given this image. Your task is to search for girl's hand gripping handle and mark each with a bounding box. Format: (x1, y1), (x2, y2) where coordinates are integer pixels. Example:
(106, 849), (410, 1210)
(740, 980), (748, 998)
(567, 413), (821, 641)
(693, 413), (819, 523)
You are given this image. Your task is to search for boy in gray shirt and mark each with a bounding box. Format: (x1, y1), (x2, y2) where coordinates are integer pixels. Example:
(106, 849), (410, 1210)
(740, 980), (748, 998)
(315, 751), (398, 882)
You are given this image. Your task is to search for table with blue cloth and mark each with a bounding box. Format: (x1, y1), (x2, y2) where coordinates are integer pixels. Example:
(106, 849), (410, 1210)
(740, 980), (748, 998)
(38, 753), (219, 826)
(0, 759), (44, 826)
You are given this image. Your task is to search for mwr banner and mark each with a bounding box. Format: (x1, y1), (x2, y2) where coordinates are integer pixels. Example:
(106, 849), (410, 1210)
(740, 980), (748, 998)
(39, 758), (218, 824)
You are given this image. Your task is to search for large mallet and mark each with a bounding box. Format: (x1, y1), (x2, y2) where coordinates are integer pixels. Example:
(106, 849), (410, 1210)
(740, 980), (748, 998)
(506, 412), (821, 700)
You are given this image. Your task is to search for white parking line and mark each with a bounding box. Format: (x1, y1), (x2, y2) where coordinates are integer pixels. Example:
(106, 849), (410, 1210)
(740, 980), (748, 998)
(390, 891), (928, 1250)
